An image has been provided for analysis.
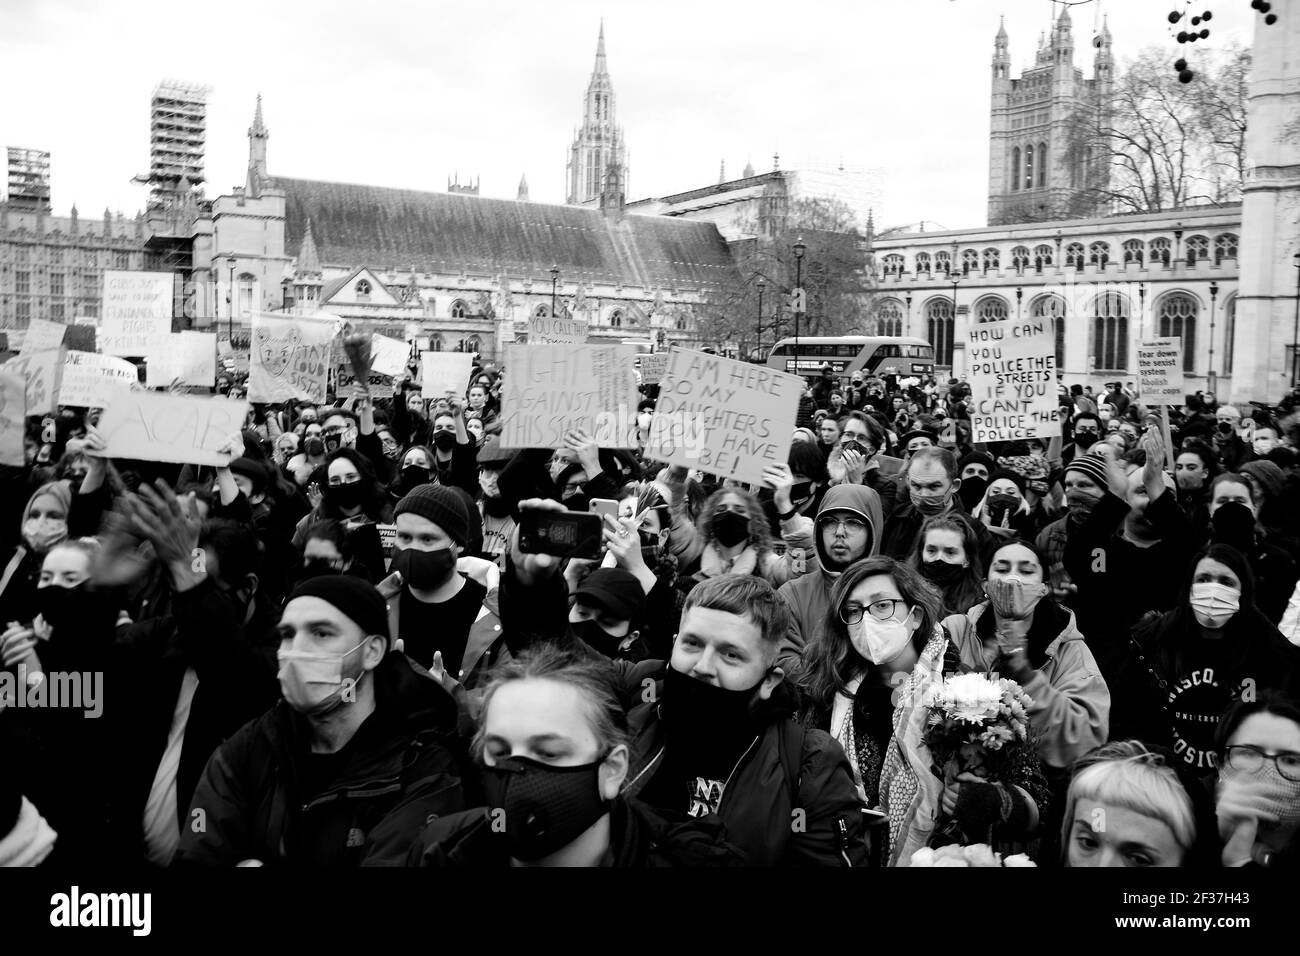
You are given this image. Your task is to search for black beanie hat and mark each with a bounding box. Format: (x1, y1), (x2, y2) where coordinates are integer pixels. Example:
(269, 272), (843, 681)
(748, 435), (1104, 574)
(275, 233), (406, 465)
(287, 574), (390, 642)
(394, 484), (471, 547)
(987, 468), (1027, 497)
(958, 451), (996, 475)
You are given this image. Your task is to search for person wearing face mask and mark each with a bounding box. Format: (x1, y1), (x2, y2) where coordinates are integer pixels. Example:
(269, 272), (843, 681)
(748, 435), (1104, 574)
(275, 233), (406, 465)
(1213, 693), (1300, 867)
(1207, 474), (1297, 624)
(971, 469), (1040, 542)
(409, 644), (741, 867)
(1061, 412), (1103, 468)
(1113, 544), (1300, 771)
(1240, 459), (1300, 559)
(881, 447), (992, 562)
(759, 443), (826, 546)
(476, 438), (517, 570)
(565, 568), (650, 663)
(319, 406), (387, 481)
(287, 419), (328, 489)
(426, 398), (480, 497)
(956, 451), (995, 513)
(464, 384), (501, 438)
(623, 574), (868, 866)
(1035, 455), (1108, 606)
(942, 541), (1110, 784)
(908, 515), (986, 617)
(387, 445), (438, 506)
(1249, 425), (1281, 462)
(175, 574), (465, 866)
(298, 521), (368, 584)
(675, 488), (791, 589)
(775, 484), (883, 673)
(0, 483), (72, 628)
(292, 448), (392, 551)
(1173, 441), (1218, 541)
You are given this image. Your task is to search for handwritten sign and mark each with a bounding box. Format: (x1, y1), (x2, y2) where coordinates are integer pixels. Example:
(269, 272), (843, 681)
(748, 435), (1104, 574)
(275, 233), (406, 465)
(146, 331), (217, 388)
(92, 391), (250, 466)
(2, 349), (63, 414)
(528, 316), (588, 345)
(335, 361), (394, 399)
(639, 352), (669, 386)
(22, 319), (65, 353)
(421, 352), (474, 397)
(645, 349), (802, 484)
(500, 344), (638, 449)
(100, 271), (174, 356)
(1137, 338), (1185, 402)
(369, 334), (412, 378)
(249, 315), (335, 404)
(61, 351), (139, 407)
(965, 317), (1062, 443)
(0, 370), (26, 466)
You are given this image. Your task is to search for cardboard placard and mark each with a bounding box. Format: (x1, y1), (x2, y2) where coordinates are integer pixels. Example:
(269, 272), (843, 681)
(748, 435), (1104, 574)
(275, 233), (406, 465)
(369, 333), (412, 378)
(92, 391), (250, 465)
(420, 352), (474, 397)
(500, 344), (639, 449)
(965, 317), (1062, 443)
(22, 318), (66, 353)
(249, 315), (335, 404)
(1, 348), (63, 414)
(61, 351), (139, 407)
(335, 361), (395, 399)
(638, 352), (669, 386)
(0, 369), (26, 466)
(146, 331), (217, 388)
(100, 270), (174, 356)
(1137, 338), (1185, 402)
(645, 349), (802, 485)
(63, 324), (95, 353)
(527, 316), (588, 345)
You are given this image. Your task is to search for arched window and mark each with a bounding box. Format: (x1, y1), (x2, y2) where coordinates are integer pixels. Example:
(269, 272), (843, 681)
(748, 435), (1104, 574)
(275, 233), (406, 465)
(882, 254), (905, 277)
(1032, 294), (1068, 367)
(465, 336), (481, 354)
(934, 250), (952, 275)
(981, 248), (1000, 272)
(449, 299), (469, 319)
(915, 252), (932, 276)
(1088, 241), (1110, 267)
(1011, 148), (1021, 192)
(1186, 235), (1209, 265)
(1214, 233), (1238, 264)
(532, 303), (551, 318)
(429, 334), (444, 352)
(926, 298), (955, 367)
(1065, 243), (1085, 269)
(1224, 296), (1236, 372)
(355, 278), (372, 298)
(961, 249), (979, 276)
(1024, 144), (1035, 190)
(1122, 239), (1144, 265)
(875, 298), (905, 337)
(1034, 244), (1054, 271)
(1011, 246), (1031, 274)
(974, 295), (1009, 323)
(1091, 292), (1131, 371)
(1157, 293), (1198, 373)
(609, 308), (623, 327)
(1150, 236), (1172, 266)
(1037, 141), (1047, 187)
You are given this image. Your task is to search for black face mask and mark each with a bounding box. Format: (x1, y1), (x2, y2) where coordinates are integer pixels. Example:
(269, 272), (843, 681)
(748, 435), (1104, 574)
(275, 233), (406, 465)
(957, 476), (988, 513)
(711, 510), (750, 548)
(305, 437), (325, 457)
(391, 546), (457, 590)
(841, 440), (870, 458)
(326, 481), (366, 511)
(638, 530), (665, 567)
(562, 493), (589, 513)
(36, 583), (89, 630)
(790, 481), (813, 504)
(569, 618), (625, 659)
(920, 560), (966, 586)
(399, 465), (432, 492)
(323, 433), (345, 454)
(481, 755), (608, 862)
(432, 431), (458, 452)
(1211, 502), (1256, 554)
(1074, 431), (1100, 450)
(298, 558), (343, 582)
(661, 665), (760, 755)
(482, 496), (514, 519)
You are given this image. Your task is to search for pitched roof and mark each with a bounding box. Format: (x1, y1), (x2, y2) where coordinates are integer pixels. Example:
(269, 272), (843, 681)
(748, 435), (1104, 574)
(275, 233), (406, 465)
(277, 176), (737, 290)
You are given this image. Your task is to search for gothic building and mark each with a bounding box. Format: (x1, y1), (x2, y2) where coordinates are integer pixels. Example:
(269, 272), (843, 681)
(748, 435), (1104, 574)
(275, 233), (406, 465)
(987, 10), (1112, 226)
(566, 22), (628, 206)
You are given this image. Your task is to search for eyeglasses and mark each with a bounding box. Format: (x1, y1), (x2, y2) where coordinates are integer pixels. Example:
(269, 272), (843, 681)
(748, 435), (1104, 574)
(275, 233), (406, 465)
(818, 517), (868, 536)
(840, 599), (910, 625)
(1224, 745), (1300, 781)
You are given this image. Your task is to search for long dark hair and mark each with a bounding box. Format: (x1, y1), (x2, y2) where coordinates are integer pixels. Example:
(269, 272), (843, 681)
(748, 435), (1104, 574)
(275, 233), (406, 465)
(794, 555), (943, 713)
(908, 514), (986, 617)
(319, 447), (387, 520)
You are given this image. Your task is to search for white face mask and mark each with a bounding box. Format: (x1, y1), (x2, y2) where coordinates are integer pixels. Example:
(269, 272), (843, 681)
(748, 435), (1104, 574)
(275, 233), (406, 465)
(276, 640), (368, 715)
(848, 609), (915, 664)
(1190, 582), (1240, 629)
(1254, 438), (1276, 456)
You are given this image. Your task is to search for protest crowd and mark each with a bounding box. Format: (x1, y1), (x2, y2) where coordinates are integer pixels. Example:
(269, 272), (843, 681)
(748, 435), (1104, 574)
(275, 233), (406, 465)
(5, 331), (1300, 871)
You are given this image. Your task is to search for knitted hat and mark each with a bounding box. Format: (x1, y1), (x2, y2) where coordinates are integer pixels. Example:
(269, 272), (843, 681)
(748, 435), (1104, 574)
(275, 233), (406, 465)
(394, 484), (471, 547)
(575, 568), (646, 621)
(287, 574), (389, 642)
(987, 468), (1027, 497)
(958, 451), (996, 475)
(229, 457), (269, 494)
(1241, 460), (1286, 502)
(1064, 454), (1109, 489)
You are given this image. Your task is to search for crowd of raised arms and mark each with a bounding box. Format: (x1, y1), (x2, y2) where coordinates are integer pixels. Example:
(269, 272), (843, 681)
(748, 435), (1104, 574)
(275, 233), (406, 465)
(7, 358), (1300, 870)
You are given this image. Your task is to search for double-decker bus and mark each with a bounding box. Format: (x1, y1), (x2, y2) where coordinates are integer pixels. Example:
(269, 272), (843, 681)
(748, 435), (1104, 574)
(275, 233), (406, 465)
(766, 336), (936, 379)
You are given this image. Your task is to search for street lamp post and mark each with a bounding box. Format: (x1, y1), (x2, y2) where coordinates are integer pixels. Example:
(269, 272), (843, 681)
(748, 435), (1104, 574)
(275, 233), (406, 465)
(1016, 286), (1023, 320)
(1208, 280), (1219, 395)
(1292, 254), (1300, 386)
(792, 237), (806, 373)
(226, 256), (237, 342)
(756, 276), (766, 360)
(904, 292), (912, 336)
(549, 264), (559, 319)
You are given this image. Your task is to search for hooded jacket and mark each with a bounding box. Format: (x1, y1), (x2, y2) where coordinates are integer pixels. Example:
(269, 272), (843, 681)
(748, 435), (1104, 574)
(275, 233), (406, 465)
(174, 651), (465, 867)
(776, 484), (883, 672)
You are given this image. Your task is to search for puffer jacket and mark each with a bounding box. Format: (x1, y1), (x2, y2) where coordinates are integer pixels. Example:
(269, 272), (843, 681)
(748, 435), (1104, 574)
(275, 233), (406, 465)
(941, 600), (1110, 772)
(174, 651), (465, 867)
(776, 484), (884, 672)
(621, 667), (867, 867)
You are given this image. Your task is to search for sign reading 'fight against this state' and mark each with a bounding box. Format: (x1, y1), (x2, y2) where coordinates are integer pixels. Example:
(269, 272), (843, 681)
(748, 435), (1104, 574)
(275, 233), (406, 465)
(966, 317), (1062, 443)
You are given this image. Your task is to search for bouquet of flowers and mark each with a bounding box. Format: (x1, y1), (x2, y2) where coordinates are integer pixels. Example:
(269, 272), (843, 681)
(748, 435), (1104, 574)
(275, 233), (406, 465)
(922, 672), (1033, 779)
(909, 844), (1036, 867)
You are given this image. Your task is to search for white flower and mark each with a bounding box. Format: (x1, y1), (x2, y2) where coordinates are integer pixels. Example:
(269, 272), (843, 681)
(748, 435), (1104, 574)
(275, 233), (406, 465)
(1002, 854), (1037, 867)
(909, 847), (936, 867)
(935, 673), (1004, 723)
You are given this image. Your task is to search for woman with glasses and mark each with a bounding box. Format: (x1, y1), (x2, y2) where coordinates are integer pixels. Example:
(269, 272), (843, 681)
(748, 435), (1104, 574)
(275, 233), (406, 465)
(1114, 543), (1300, 772)
(1214, 692), (1300, 867)
(291, 447), (392, 550)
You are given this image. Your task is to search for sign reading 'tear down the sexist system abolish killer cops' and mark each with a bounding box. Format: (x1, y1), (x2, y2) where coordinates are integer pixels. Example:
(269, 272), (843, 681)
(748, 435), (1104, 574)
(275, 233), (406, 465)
(966, 317), (1062, 443)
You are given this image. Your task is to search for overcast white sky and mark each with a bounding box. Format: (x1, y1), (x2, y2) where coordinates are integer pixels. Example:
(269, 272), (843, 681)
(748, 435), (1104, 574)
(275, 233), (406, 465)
(1, 0), (1256, 231)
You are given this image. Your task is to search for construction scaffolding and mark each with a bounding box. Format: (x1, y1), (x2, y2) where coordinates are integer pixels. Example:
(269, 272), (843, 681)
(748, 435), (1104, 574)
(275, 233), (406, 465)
(5, 147), (51, 209)
(132, 80), (210, 209)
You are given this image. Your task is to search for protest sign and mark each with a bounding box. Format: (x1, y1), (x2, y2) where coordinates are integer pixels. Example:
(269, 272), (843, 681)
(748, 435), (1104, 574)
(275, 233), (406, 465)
(249, 315), (335, 404)
(645, 349), (802, 485)
(146, 332), (216, 388)
(2, 348), (63, 414)
(23, 319), (65, 353)
(369, 334), (412, 378)
(527, 316), (588, 345)
(0, 370), (26, 466)
(61, 351), (138, 407)
(335, 361), (394, 399)
(500, 344), (638, 449)
(1137, 338), (1185, 402)
(965, 317), (1062, 443)
(638, 352), (669, 386)
(63, 324), (95, 353)
(421, 352), (474, 397)
(100, 271), (174, 356)
(92, 391), (250, 466)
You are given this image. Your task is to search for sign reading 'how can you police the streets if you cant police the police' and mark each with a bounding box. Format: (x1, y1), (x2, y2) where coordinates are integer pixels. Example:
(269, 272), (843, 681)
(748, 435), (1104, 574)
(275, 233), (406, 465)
(646, 348), (802, 486)
(966, 317), (1062, 443)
